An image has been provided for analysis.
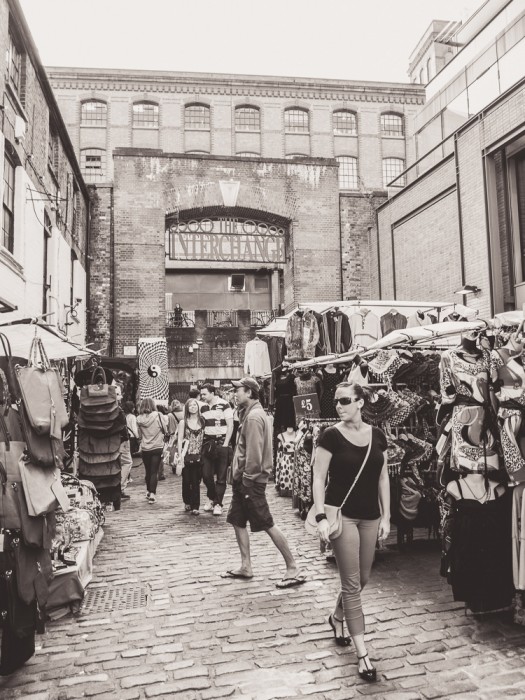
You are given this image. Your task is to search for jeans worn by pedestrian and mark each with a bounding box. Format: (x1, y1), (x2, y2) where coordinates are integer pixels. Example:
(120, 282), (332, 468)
(120, 440), (133, 489)
(182, 458), (202, 510)
(142, 448), (163, 495)
(202, 442), (229, 506)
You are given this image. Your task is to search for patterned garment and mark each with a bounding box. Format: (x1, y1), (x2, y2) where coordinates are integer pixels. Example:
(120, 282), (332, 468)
(201, 399), (234, 440)
(138, 338), (169, 403)
(293, 429), (313, 515)
(492, 342), (525, 483)
(320, 369), (341, 418)
(368, 349), (409, 383)
(440, 348), (500, 473)
(295, 375), (321, 396)
(185, 425), (204, 456)
(275, 433), (295, 495)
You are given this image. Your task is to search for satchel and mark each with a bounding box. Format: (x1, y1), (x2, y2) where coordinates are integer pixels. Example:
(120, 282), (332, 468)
(305, 429), (373, 540)
(80, 366), (117, 405)
(15, 336), (68, 438)
(18, 456), (69, 517)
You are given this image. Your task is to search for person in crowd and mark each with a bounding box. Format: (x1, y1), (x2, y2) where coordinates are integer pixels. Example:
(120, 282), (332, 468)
(169, 398), (185, 423)
(177, 398), (205, 514)
(188, 387), (206, 410)
(119, 409), (133, 501)
(200, 383), (234, 516)
(312, 381), (390, 683)
(137, 398), (169, 503)
(124, 401), (140, 457)
(156, 404), (170, 481)
(223, 377), (306, 588)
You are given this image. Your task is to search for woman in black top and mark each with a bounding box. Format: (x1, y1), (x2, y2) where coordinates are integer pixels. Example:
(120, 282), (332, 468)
(313, 381), (390, 682)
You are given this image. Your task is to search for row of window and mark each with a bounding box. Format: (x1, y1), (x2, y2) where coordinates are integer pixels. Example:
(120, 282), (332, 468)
(80, 100), (405, 136)
(78, 147), (405, 189)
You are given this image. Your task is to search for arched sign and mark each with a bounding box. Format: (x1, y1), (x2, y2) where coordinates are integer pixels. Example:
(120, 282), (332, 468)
(166, 216), (286, 264)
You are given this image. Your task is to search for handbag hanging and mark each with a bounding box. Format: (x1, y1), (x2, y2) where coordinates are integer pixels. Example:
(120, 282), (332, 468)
(80, 366), (117, 407)
(305, 428), (373, 540)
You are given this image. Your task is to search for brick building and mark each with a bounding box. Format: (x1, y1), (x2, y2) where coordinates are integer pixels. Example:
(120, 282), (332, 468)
(0, 0), (89, 341)
(47, 66), (423, 386)
(376, 0), (525, 318)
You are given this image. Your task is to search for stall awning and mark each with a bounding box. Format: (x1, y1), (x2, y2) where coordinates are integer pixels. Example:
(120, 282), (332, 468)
(0, 322), (96, 360)
(368, 320), (488, 351)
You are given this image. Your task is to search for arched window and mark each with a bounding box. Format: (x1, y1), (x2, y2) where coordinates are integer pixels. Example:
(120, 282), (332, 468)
(236, 152), (260, 157)
(284, 153), (309, 159)
(81, 100), (107, 126)
(381, 112), (404, 137)
(419, 68), (425, 85)
(80, 148), (106, 182)
(185, 104), (210, 130)
(235, 106), (260, 132)
(383, 157), (405, 187)
(336, 156), (358, 190)
(333, 110), (357, 136)
(284, 108), (309, 133)
(132, 102), (159, 128)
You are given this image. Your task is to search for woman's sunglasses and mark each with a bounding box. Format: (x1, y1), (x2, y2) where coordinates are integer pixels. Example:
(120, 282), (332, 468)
(333, 397), (360, 407)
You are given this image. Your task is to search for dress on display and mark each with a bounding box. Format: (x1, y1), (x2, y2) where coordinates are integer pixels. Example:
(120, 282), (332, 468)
(439, 348), (500, 473)
(320, 368), (341, 418)
(293, 428), (314, 516)
(275, 432), (295, 495)
(273, 372), (297, 430)
(294, 373), (321, 398)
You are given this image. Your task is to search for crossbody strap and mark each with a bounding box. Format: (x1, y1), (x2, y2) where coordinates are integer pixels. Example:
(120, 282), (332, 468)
(340, 427), (373, 510)
(157, 413), (166, 436)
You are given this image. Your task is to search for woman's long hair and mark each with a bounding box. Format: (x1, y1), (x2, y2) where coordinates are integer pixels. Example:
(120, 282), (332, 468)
(183, 399), (205, 428)
(138, 397), (156, 414)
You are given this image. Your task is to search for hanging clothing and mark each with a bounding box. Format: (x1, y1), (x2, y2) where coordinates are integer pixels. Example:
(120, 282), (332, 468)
(439, 348), (500, 473)
(407, 311), (433, 327)
(349, 309), (381, 348)
(273, 371), (297, 430)
(321, 311), (352, 354)
(492, 341), (525, 483)
(320, 368), (341, 418)
(275, 432), (295, 495)
(512, 483), (525, 590)
(262, 336), (285, 370)
(294, 373), (321, 398)
(244, 338), (271, 377)
(285, 310), (320, 361)
(380, 311), (408, 336)
(347, 362), (369, 386)
(448, 482), (513, 613)
(293, 428), (314, 516)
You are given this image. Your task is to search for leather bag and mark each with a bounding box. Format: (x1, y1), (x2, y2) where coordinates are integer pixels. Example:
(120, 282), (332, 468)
(77, 449), (120, 464)
(18, 457), (69, 517)
(305, 430), (373, 540)
(80, 366), (117, 406)
(78, 431), (121, 455)
(15, 337), (68, 438)
(78, 458), (121, 477)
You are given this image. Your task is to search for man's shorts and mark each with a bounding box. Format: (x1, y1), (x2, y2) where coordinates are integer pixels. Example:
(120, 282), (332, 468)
(227, 480), (274, 533)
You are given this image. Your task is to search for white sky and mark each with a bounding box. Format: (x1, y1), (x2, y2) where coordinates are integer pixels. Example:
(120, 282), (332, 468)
(20, 0), (483, 83)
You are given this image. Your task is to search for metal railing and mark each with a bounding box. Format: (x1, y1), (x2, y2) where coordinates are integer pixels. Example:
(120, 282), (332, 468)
(165, 310), (195, 328)
(207, 310), (238, 328)
(250, 309), (279, 328)
(386, 133), (455, 195)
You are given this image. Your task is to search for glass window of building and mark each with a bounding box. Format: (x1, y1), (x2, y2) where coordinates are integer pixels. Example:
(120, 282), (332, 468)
(236, 152), (260, 157)
(2, 153), (15, 253)
(284, 108), (309, 133)
(333, 110), (357, 135)
(132, 102), (159, 128)
(81, 100), (107, 126)
(381, 113), (404, 137)
(336, 156), (358, 190)
(80, 148), (106, 182)
(284, 153), (308, 159)
(235, 106), (260, 132)
(383, 157), (405, 187)
(185, 104), (211, 130)
(5, 31), (22, 97)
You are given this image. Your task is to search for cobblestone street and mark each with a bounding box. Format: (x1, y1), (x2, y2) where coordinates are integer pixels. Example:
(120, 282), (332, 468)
(3, 461), (525, 700)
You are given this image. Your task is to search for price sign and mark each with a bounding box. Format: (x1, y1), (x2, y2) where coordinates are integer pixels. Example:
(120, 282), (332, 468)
(293, 393), (321, 421)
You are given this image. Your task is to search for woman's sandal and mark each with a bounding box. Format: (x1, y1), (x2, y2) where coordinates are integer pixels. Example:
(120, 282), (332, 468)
(328, 615), (351, 647)
(357, 654), (377, 682)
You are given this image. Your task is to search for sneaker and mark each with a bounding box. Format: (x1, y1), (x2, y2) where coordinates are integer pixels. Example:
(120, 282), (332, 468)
(192, 509), (200, 515)
(148, 494), (156, 503)
(146, 492), (150, 500)
(184, 504), (192, 512)
(213, 504), (223, 516)
(121, 492), (131, 500)
(203, 501), (214, 512)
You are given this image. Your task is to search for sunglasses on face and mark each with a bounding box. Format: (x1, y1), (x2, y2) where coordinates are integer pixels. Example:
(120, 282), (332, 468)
(333, 396), (360, 407)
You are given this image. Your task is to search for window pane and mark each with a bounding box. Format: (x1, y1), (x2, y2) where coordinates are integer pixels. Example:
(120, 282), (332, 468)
(81, 101), (107, 125)
(235, 107), (260, 131)
(499, 37), (525, 93)
(336, 156), (358, 189)
(7, 33), (21, 95)
(333, 111), (357, 135)
(133, 102), (159, 128)
(383, 158), (405, 187)
(467, 64), (500, 116)
(80, 149), (106, 182)
(2, 155), (15, 252)
(185, 105), (210, 130)
(381, 113), (404, 137)
(284, 108), (309, 133)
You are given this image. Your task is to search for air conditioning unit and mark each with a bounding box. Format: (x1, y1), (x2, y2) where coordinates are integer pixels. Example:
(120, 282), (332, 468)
(14, 115), (26, 142)
(229, 274), (245, 292)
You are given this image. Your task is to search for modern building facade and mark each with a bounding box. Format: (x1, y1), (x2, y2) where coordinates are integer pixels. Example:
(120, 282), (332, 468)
(0, 0), (89, 343)
(47, 66), (423, 385)
(375, 0), (525, 318)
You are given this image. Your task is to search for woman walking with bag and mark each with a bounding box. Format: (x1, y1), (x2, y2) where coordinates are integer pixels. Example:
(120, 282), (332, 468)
(137, 398), (169, 503)
(177, 399), (205, 514)
(311, 381), (390, 682)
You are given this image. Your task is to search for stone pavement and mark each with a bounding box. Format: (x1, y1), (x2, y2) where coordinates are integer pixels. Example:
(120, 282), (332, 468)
(3, 461), (525, 700)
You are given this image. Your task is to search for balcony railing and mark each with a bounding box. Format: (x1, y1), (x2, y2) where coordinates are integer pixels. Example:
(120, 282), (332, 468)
(165, 310), (195, 328)
(250, 309), (279, 328)
(207, 310), (238, 328)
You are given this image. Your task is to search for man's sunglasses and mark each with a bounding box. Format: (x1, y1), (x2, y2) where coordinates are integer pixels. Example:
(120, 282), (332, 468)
(333, 397), (360, 406)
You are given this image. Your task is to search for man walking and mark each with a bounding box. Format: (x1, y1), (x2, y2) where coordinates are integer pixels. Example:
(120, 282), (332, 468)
(200, 383), (234, 516)
(223, 377), (306, 588)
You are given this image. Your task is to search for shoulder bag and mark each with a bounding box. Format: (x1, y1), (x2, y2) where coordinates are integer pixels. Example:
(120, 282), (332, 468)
(305, 428), (373, 540)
